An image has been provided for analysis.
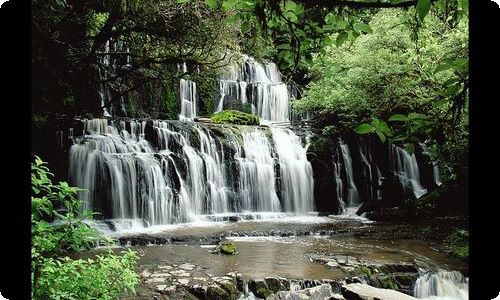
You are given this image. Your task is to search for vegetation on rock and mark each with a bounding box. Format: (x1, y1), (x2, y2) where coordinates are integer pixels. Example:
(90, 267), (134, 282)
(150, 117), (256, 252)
(220, 242), (238, 255)
(211, 110), (260, 125)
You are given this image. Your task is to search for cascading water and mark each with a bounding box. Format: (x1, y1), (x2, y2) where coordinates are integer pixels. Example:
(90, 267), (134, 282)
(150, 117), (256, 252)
(339, 140), (360, 206)
(359, 139), (383, 203)
(235, 129), (281, 212)
(271, 128), (314, 213)
(68, 118), (315, 230)
(333, 149), (346, 212)
(217, 56), (290, 122)
(178, 63), (198, 120)
(391, 145), (427, 198)
(414, 270), (468, 300)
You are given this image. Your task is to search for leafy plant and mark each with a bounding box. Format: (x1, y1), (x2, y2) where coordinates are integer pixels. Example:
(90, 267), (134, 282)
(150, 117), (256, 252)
(31, 156), (139, 299)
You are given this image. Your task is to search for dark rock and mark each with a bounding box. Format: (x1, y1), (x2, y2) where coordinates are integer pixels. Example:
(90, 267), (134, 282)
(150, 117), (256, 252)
(206, 284), (230, 300)
(249, 279), (271, 299)
(265, 277), (289, 293)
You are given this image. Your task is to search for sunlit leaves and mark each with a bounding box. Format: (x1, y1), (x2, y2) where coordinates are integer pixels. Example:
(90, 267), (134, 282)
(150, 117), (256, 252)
(355, 123), (373, 134)
(205, 0), (218, 9)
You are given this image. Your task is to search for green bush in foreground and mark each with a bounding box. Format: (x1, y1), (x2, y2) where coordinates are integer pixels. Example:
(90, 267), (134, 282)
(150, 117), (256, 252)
(31, 156), (139, 299)
(210, 110), (259, 125)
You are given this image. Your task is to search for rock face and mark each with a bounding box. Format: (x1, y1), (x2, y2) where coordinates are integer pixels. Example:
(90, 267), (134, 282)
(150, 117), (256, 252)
(341, 283), (417, 300)
(266, 284), (339, 300)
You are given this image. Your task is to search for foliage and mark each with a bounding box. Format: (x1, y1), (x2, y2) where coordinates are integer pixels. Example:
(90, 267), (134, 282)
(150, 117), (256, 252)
(295, 9), (467, 176)
(211, 110), (259, 125)
(31, 156), (139, 299)
(446, 229), (469, 261)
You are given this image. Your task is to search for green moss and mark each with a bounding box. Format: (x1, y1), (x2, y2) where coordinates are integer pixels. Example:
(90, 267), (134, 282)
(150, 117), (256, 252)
(256, 287), (271, 298)
(210, 110), (259, 125)
(220, 242), (237, 255)
(356, 266), (372, 278)
(378, 276), (399, 291)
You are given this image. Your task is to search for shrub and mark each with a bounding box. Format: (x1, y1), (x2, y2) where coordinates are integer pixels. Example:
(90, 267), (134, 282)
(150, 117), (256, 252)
(31, 156), (139, 299)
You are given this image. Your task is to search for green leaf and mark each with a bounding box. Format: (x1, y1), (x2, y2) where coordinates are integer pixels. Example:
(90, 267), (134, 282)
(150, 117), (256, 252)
(435, 63), (453, 73)
(353, 22), (372, 33)
(388, 114), (408, 122)
(408, 113), (428, 120)
(459, 0), (468, 11)
(222, 0), (235, 10)
(376, 130), (386, 143)
(323, 24), (336, 31)
(277, 44), (293, 50)
(433, 99), (449, 107)
(240, 21), (252, 33)
(176, 0), (190, 3)
(355, 123), (373, 134)
(416, 0), (431, 21)
(405, 143), (415, 155)
(205, 0), (218, 9)
(336, 32), (348, 47)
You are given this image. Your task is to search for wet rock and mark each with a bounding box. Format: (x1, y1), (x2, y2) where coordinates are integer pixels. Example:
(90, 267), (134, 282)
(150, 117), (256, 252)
(215, 279), (239, 300)
(206, 284), (231, 300)
(265, 277), (289, 293)
(265, 284), (336, 300)
(341, 283), (417, 300)
(146, 277), (166, 284)
(266, 291), (309, 300)
(156, 285), (167, 292)
(177, 278), (190, 286)
(221, 242), (237, 255)
(249, 279), (272, 299)
(301, 284), (336, 299)
(150, 273), (172, 278)
(179, 263), (196, 271)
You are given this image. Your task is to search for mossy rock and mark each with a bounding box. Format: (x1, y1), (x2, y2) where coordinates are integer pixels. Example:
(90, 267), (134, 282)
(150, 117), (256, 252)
(210, 110), (259, 125)
(249, 279), (272, 299)
(377, 275), (399, 291)
(220, 242), (237, 255)
(206, 284), (231, 300)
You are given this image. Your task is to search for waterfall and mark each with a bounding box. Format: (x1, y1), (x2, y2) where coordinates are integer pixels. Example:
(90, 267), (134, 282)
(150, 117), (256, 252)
(359, 139), (383, 203)
(179, 63), (198, 120)
(271, 128), (314, 213)
(339, 140), (360, 206)
(68, 118), (315, 229)
(414, 270), (468, 299)
(333, 150), (346, 212)
(236, 129), (281, 212)
(97, 39), (131, 117)
(391, 145), (427, 198)
(216, 56), (290, 122)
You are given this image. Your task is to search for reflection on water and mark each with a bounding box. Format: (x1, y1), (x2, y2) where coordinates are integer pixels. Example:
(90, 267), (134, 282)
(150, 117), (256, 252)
(132, 236), (466, 280)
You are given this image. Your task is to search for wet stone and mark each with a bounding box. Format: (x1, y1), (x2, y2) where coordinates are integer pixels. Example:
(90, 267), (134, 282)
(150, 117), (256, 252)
(178, 263), (196, 271)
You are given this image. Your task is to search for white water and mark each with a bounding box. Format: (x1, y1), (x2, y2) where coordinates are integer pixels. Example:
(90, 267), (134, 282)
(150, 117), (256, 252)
(271, 128), (314, 214)
(179, 63), (198, 120)
(414, 270), (468, 300)
(333, 149), (346, 212)
(217, 56), (290, 122)
(391, 145), (427, 198)
(69, 119), (315, 230)
(236, 129), (281, 212)
(339, 141), (360, 206)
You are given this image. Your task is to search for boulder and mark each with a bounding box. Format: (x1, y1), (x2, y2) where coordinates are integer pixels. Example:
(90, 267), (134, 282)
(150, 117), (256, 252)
(206, 284), (231, 300)
(265, 277), (290, 293)
(220, 242), (237, 255)
(249, 279), (272, 299)
(341, 283), (417, 300)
